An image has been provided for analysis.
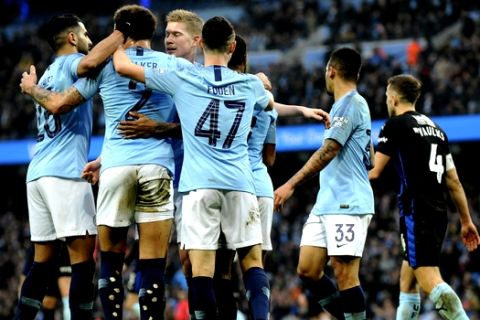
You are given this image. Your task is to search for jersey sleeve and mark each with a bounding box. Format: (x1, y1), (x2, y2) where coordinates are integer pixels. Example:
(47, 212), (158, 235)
(324, 104), (355, 146)
(145, 68), (179, 96)
(265, 111), (277, 144)
(66, 54), (83, 78)
(73, 77), (99, 100)
(376, 120), (397, 156)
(253, 79), (270, 111)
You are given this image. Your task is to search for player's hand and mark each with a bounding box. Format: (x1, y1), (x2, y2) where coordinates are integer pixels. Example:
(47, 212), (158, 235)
(301, 107), (331, 128)
(274, 182), (295, 211)
(20, 65), (38, 95)
(460, 222), (480, 252)
(255, 72), (272, 91)
(118, 112), (158, 138)
(81, 159), (101, 185)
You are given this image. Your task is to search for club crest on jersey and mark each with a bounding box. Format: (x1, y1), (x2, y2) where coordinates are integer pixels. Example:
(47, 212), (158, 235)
(332, 116), (348, 129)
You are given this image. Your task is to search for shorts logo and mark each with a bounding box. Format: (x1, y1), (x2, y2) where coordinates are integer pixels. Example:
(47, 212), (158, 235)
(336, 243), (347, 248)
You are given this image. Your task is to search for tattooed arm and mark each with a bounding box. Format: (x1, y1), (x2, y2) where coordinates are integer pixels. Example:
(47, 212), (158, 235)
(20, 65), (85, 114)
(274, 139), (341, 209)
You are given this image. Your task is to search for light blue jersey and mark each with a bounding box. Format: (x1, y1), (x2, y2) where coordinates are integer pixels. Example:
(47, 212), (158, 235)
(312, 90), (374, 215)
(248, 109), (278, 198)
(145, 65), (270, 193)
(75, 47), (191, 174)
(27, 53), (92, 182)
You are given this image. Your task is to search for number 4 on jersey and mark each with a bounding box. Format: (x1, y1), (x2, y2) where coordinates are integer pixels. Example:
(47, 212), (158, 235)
(194, 99), (245, 149)
(429, 143), (444, 184)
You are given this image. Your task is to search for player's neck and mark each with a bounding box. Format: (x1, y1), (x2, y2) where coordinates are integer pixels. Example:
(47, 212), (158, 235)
(203, 52), (229, 67)
(56, 45), (77, 56)
(333, 81), (356, 101)
(125, 39), (151, 49)
(396, 104), (416, 115)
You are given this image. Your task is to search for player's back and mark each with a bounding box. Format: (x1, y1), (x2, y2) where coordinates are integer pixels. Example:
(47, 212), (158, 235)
(83, 47), (183, 173)
(389, 111), (450, 210)
(27, 53), (92, 182)
(165, 65), (269, 193)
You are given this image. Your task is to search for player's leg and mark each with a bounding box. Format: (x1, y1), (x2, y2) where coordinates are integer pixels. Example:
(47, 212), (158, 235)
(214, 236), (237, 320)
(96, 166), (137, 320)
(17, 179), (60, 320)
(257, 196), (274, 265)
(223, 191), (269, 320)
(297, 214), (344, 319)
(136, 164), (174, 320)
(183, 189), (222, 319)
(396, 260), (420, 320)
(404, 208), (468, 319)
(57, 245), (72, 320)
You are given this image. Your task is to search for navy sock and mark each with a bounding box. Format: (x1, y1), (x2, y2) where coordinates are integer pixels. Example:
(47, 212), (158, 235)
(16, 261), (56, 320)
(243, 267), (270, 320)
(186, 276), (193, 315)
(137, 258), (166, 320)
(70, 260), (96, 320)
(340, 286), (366, 319)
(189, 276), (217, 320)
(300, 275), (344, 319)
(213, 277), (237, 320)
(98, 251), (125, 320)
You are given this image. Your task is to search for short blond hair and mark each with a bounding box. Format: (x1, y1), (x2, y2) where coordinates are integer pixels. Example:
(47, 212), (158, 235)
(166, 9), (203, 37)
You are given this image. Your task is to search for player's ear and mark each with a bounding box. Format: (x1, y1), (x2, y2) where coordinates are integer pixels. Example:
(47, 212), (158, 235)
(192, 35), (201, 47)
(67, 31), (77, 46)
(227, 40), (236, 55)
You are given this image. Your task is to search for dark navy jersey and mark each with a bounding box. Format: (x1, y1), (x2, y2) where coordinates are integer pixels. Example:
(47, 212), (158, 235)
(376, 111), (453, 215)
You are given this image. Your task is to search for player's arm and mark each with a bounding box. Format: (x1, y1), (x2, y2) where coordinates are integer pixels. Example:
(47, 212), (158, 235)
(77, 30), (126, 77)
(368, 151), (390, 180)
(113, 46), (145, 83)
(274, 102), (331, 127)
(274, 138), (341, 209)
(445, 158), (480, 251)
(118, 111), (182, 139)
(263, 143), (276, 167)
(20, 66), (85, 114)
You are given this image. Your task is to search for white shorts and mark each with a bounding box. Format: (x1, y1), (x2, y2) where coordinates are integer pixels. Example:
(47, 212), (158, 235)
(27, 177), (97, 241)
(258, 197), (273, 251)
(97, 165), (174, 227)
(300, 213), (372, 257)
(173, 188), (184, 244)
(181, 189), (262, 250)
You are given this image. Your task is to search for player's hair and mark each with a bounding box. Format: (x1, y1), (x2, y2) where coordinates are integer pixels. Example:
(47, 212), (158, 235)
(388, 74), (422, 104)
(39, 14), (83, 51)
(114, 4), (157, 41)
(228, 35), (247, 71)
(328, 47), (362, 82)
(202, 16), (235, 52)
(166, 9), (203, 37)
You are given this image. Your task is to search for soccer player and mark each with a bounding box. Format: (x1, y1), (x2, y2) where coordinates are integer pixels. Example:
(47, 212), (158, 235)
(113, 16), (271, 320)
(368, 74), (480, 320)
(16, 14), (125, 320)
(274, 47), (374, 320)
(20, 5), (191, 319)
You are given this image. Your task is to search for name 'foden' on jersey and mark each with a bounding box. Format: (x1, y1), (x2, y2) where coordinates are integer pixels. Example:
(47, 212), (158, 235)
(207, 84), (235, 96)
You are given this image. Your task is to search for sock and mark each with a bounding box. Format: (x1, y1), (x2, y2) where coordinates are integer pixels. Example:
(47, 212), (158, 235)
(137, 258), (166, 320)
(300, 275), (344, 319)
(340, 286), (366, 320)
(62, 296), (71, 320)
(396, 292), (420, 320)
(186, 276), (193, 315)
(429, 282), (469, 320)
(42, 308), (55, 320)
(243, 267), (270, 320)
(98, 251), (125, 320)
(213, 277), (237, 320)
(70, 260), (96, 320)
(16, 261), (56, 320)
(189, 276), (217, 320)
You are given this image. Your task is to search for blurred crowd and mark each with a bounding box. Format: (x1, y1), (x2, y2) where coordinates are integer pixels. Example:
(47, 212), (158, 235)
(1, 0), (480, 319)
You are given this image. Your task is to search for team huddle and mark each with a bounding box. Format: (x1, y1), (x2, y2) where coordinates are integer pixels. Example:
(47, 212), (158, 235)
(16, 4), (480, 320)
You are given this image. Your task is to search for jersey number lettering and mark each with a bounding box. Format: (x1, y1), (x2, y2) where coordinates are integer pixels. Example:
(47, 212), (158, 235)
(36, 106), (62, 141)
(125, 80), (152, 120)
(194, 99), (246, 149)
(429, 143), (444, 184)
(335, 223), (355, 242)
